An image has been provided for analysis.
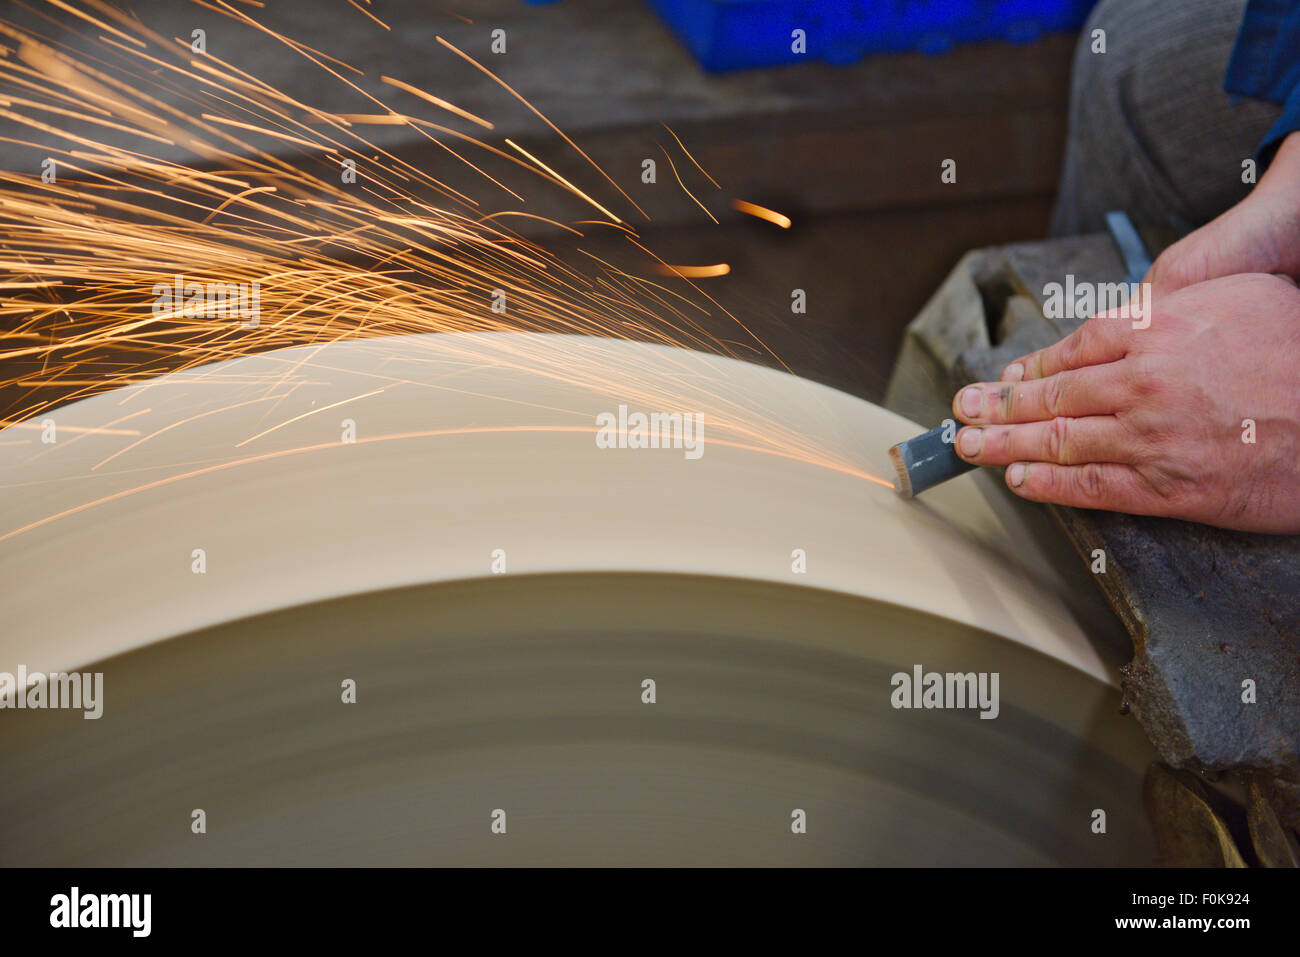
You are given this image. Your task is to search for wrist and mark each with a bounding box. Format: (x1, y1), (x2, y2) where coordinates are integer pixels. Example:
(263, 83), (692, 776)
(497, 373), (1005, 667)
(1252, 133), (1300, 277)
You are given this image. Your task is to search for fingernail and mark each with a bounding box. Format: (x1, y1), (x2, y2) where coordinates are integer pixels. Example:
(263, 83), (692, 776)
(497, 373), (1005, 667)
(957, 428), (982, 457)
(1007, 463), (1027, 487)
(959, 387), (983, 418)
(1001, 363), (1024, 382)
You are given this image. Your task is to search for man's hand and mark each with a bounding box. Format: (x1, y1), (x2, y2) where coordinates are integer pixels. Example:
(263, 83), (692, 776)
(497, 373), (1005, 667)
(1145, 133), (1300, 295)
(950, 273), (1300, 533)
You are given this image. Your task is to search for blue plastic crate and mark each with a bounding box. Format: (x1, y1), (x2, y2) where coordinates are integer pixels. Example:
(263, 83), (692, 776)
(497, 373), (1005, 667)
(646, 0), (1099, 71)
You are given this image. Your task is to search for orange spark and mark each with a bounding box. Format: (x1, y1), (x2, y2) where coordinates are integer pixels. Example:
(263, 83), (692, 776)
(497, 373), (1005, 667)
(0, 0), (888, 495)
(731, 199), (791, 229)
(655, 263), (731, 279)
(380, 76), (493, 130)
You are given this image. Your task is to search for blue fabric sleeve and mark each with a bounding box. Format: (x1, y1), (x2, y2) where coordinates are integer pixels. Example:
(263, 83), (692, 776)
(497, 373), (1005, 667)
(1225, 0), (1300, 162)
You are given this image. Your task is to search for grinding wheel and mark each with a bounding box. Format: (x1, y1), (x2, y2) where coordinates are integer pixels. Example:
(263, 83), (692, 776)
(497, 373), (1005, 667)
(0, 332), (1154, 865)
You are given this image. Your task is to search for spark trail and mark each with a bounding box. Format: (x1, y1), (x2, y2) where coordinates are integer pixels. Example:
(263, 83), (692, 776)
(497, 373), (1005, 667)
(0, 0), (889, 495)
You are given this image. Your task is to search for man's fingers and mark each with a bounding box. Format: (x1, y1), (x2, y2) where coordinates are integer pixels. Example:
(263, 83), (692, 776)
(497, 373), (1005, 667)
(1003, 461), (1160, 513)
(955, 416), (1129, 467)
(1000, 314), (1131, 382)
(952, 364), (1126, 425)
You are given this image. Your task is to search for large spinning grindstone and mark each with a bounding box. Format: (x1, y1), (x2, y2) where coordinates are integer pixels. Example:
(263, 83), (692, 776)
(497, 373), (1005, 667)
(0, 333), (1154, 865)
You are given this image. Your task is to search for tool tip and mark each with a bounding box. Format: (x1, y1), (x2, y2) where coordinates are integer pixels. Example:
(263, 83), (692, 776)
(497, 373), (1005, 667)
(887, 443), (913, 498)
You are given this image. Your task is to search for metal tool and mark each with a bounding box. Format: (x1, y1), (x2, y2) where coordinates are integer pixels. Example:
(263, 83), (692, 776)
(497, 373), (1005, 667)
(888, 421), (976, 498)
(1105, 210), (1153, 284)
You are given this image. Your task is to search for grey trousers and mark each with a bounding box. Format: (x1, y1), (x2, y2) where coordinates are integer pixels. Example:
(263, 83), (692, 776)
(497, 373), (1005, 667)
(1051, 0), (1282, 237)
